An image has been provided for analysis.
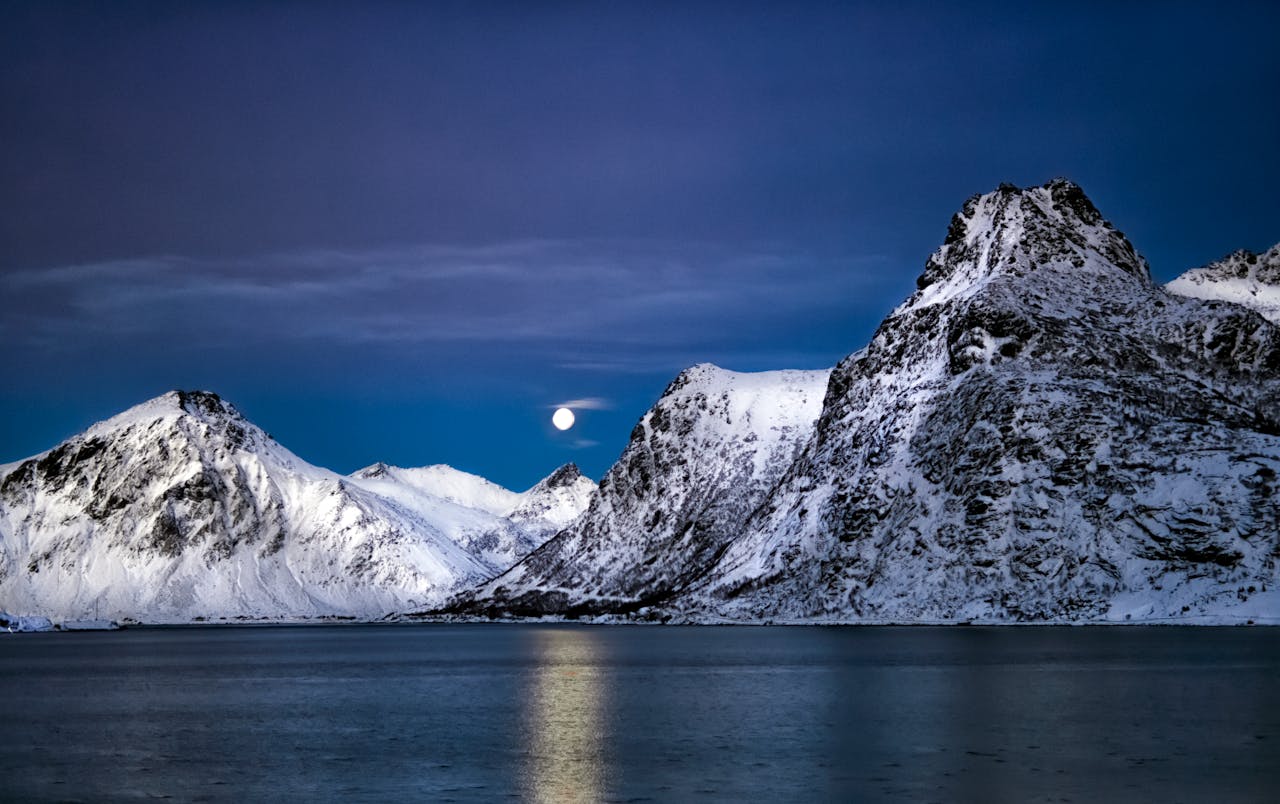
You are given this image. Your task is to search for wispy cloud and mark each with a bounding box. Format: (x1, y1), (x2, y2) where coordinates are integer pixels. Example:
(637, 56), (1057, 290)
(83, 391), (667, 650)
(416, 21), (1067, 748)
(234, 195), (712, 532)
(551, 397), (612, 410)
(0, 239), (898, 377)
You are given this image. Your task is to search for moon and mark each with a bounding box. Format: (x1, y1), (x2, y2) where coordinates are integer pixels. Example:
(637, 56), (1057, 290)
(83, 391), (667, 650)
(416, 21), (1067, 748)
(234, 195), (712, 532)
(552, 407), (575, 431)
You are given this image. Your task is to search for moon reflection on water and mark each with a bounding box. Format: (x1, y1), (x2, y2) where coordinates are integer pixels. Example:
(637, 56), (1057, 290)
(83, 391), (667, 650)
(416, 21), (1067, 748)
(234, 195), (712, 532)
(523, 629), (608, 804)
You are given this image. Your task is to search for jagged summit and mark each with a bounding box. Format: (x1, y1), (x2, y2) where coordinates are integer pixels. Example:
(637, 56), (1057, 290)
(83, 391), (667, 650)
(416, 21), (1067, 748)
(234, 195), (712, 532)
(172, 389), (239, 418)
(455, 179), (1280, 624)
(834, 180), (1280, 397)
(913, 179), (1149, 310)
(1167, 243), (1280, 324)
(690, 180), (1280, 622)
(353, 461), (392, 479)
(57, 388), (271, 462)
(109, 389), (242, 423)
(539, 462), (585, 489)
(507, 463), (597, 533)
(1179, 244), (1280, 284)
(1, 389), (291, 508)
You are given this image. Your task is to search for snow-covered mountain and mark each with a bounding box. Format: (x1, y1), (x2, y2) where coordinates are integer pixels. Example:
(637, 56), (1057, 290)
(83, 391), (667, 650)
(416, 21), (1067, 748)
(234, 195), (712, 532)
(0, 391), (592, 622)
(347, 461), (594, 573)
(460, 179), (1280, 624)
(7, 180), (1277, 626)
(1166, 244), (1280, 323)
(506, 463), (598, 535)
(457, 364), (830, 616)
(351, 462), (522, 516)
(687, 180), (1280, 623)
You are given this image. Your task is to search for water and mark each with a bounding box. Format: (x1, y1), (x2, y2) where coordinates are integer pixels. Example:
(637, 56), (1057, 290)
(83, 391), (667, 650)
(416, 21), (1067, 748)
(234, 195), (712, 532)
(0, 625), (1277, 802)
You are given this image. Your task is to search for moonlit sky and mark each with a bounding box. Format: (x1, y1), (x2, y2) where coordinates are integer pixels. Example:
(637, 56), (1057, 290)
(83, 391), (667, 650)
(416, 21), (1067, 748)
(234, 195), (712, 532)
(2, 1), (1279, 489)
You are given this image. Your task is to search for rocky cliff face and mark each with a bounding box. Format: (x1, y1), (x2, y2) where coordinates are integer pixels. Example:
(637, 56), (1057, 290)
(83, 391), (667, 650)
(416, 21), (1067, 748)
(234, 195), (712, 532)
(0, 392), (592, 622)
(1167, 243), (1280, 324)
(692, 180), (1280, 622)
(461, 179), (1280, 623)
(8, 181), (1276, 625)
(458, 365), (830, 616)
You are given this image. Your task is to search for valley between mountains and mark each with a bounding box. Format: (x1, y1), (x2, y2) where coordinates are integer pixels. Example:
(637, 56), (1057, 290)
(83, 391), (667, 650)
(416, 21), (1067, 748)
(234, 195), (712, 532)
(3, 180), (1278, 625)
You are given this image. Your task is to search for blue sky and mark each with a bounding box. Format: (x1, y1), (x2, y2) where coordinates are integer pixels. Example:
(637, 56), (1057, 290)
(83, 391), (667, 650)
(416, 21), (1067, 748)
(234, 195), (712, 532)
(2, 1), (1278, 489)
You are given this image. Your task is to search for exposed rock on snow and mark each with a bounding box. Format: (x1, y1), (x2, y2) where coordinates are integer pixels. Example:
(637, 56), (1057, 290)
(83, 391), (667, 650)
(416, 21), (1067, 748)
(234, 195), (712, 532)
(455, 364), (831, 616)
(0, 391), (593, 622)
(6, 180), (1276, 626)
(508, 463), (597, 530)
(692, 180), (1280, 623)
(1166, 243), (1280, 324)
(460, 179), (1280, 624)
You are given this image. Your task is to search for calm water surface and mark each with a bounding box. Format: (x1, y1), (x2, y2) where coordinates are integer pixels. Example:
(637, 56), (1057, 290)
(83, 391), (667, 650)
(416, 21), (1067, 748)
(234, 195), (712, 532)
(0, 624), (1277, 802)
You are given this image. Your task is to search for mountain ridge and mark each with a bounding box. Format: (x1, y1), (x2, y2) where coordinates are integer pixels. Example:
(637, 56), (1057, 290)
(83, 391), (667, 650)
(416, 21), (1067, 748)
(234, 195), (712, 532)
(452, 363), (833, 616)
(1166, 243), (1280, 324)
(454, 179), (1280, 624)
(0, 390), (594, 622)
(5, 180), (1278, 625)
(687, 180), (1280, 623)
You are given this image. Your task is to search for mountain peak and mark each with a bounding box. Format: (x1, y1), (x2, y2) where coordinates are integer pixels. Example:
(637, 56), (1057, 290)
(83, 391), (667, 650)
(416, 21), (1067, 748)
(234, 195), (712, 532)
(76, 390), (250, 444)
(353, 461), (392, 479)
(1179, 243), (1280, 285)
(539, 462), (585, 489)
(915, 179), (1149, 306)
(507, 462), (596, 530)
(660, 362), (726, 396)
(1166, 242), (1280, 323)
(348, 463), (521, 517)
(1042, 177), (1104, 223)
(169, 390), (243, 421)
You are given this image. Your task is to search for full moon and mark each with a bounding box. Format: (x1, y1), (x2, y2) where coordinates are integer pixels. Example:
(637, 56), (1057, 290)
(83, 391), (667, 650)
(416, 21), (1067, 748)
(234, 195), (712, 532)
(552, 407), (575, 431)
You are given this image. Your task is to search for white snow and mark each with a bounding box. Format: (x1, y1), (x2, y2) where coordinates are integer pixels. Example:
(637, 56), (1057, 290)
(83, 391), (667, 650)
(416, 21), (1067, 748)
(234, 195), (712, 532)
(467, 180), (1280, 627)
(6, 182), (1276, 628)
(1166, 243), (1280, 324)
(468, 362), (831, 606)
(0, 392), (595, 623)
(353, 463), (522, 517)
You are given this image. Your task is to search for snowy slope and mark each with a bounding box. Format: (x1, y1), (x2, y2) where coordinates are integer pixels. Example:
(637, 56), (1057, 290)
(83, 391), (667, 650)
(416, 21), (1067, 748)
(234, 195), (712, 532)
(687, 180), (1280, 623)
(457, 365), (830, 615)
(506, 463), (597, 534)
(0, 392), (592, 622)
(1166, 244), (1280, 323)
(348, 461), (595, 573)
(455, 179), (1280, 625)
(351, 463), (521, 517)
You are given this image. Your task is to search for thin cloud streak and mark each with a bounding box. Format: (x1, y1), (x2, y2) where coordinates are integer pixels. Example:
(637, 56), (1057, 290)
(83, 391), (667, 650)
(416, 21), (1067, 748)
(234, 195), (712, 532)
(0, 240), (898, 371)
(552, 398), (612, 411)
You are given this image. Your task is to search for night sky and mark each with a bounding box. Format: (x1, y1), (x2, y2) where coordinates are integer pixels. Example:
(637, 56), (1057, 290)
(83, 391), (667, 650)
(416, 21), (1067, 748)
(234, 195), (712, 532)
(3, 1), (1278, 490)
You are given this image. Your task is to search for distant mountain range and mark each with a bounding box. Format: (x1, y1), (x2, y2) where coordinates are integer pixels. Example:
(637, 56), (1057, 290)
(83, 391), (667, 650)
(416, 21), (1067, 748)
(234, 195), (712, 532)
(0, 390), (592, 623)
(3, 180), (1277, 624)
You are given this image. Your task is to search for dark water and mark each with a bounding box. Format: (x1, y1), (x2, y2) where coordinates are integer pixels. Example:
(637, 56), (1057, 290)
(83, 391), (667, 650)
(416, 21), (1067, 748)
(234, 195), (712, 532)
(1, 625), (1277, 802)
